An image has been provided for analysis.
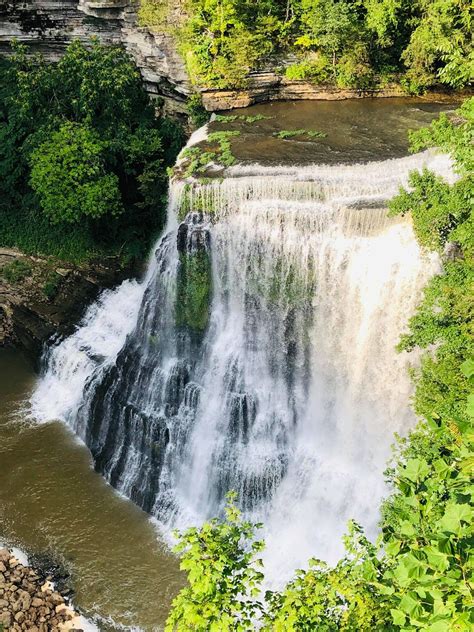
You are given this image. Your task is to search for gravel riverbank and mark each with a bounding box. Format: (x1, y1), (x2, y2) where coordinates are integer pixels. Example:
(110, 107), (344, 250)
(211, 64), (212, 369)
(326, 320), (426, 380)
(0, 548), (84, 631)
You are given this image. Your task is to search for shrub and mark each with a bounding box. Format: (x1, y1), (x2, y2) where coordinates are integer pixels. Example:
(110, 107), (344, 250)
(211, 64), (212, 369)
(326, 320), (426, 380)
(1, 259), (32, 283)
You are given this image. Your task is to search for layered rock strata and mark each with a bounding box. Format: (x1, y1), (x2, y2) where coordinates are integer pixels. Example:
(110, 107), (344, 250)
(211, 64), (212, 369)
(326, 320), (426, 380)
(0, 0), (191, 116)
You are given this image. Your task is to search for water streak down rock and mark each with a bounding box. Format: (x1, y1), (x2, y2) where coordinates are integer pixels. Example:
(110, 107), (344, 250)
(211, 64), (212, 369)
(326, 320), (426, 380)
(32, 150), (452, 584)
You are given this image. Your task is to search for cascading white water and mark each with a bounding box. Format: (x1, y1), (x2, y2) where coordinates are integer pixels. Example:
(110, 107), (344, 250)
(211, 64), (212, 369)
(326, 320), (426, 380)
(31, 148), (451, 586)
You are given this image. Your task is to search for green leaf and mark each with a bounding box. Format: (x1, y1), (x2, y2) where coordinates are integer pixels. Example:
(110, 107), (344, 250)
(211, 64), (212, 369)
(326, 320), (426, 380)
(424, 546), (449, 572)
(400, 521), (417, 537)
(391, 609), (406, 626)
(460, 359), (474, 379)
(404, 458), (430, 482)
(399, 591), (423, 616)
(439, 502), (473, 534)
(466, 393), (474, 418)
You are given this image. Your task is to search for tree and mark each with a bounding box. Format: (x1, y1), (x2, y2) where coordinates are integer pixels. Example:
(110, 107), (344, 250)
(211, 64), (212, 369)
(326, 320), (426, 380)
(141, 0), (472, 91)
(402, 0), (474, 91)
(298, 0), (361, 76)
(165, 493), (265, 631)
(29, 122), (122, 224)
(390, 98), (474, 431)
(0, 40), (184, 262)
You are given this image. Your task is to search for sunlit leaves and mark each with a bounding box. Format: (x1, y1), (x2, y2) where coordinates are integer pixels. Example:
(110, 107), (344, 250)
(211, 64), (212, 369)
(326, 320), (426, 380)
(166, 493), (266, 631)
(141, 0), (472, 91)
(30, 122), (122, 223)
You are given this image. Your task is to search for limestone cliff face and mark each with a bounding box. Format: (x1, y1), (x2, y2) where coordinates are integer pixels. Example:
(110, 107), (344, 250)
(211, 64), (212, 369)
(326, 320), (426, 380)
(0, 0), (191, 116)
(200, 73), (406, 111)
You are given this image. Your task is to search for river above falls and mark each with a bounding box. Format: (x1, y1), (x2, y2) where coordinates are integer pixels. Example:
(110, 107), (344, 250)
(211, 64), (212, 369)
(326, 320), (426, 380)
(0, 97), (458, 630)
(208, 97), (458, 166)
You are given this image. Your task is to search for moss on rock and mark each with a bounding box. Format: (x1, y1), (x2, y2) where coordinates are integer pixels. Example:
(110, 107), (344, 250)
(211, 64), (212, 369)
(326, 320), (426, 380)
(176, 249), (212, 333)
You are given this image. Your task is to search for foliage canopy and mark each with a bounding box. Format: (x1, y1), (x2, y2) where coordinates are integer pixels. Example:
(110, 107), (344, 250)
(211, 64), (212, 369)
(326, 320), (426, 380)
(140, 0), (473, 92)
(0, 40), (184, 263)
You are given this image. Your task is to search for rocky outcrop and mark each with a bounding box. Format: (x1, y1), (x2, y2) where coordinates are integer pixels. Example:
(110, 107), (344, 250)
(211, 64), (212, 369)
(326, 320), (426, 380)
(0, 2), (464, 114)
(0, 0), (191, 117)
(200, 70), (453, 111)
(0, 548), (82, 631)
(0, 248), (129, 364)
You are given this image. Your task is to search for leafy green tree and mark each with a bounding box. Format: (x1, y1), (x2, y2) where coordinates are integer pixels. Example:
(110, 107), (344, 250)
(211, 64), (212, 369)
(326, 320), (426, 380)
(402, 0), (474, 92)
(379, 410), (473, 631)
(265, 522), (390, 631)
(298, 0), (361, 76)
(0, 40), (184, 262)
(141, 0), (472, 91)
(29, 122), (122, 224)
(166, 493), (265, 631)
(390, 98), (474, 431)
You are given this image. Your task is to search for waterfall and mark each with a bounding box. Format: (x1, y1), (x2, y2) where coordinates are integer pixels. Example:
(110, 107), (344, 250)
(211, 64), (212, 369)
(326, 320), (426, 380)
(31, 149), (451, 584)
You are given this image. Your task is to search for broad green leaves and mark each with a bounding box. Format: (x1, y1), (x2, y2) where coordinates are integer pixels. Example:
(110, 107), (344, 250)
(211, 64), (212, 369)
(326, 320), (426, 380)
(166, 493), (265, 631)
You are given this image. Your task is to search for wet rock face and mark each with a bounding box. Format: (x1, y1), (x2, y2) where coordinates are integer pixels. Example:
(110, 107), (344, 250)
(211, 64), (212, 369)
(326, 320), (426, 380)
(0, 548), (79, 632)
(176, 214), (212, 334)
(176, 213), (211, 256)
(0, 0), (191, 117)
(0, 248), (129, 366)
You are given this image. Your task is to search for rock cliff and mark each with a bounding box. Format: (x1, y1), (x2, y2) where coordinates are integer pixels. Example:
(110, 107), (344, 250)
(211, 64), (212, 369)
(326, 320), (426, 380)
(0, 248), (132, 365)
(0, 1), (458, 114)
(200, 72), (406, 111)
(0, 0), (415, 116)
(0, 0), (191, 116)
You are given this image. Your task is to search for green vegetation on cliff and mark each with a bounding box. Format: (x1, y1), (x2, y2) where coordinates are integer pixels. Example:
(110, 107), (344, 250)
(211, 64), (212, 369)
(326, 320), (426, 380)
(165, 101), (474, 631)
(0, 40), (184, 264)
(140, 0), (473, 92)
(176, 249), (213, 332)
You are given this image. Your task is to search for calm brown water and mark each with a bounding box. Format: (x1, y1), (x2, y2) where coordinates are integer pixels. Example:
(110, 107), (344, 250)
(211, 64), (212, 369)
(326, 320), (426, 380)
(213, 97), (458, 165)
(0, 98), (459, 630)
(0, 350), (182, 631)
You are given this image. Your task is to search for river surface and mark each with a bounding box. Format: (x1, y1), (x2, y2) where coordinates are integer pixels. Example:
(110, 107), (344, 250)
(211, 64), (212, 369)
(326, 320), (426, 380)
(0, 98), (458, 630)
(215, 97), (457, 165)
(0, 350), (182, 631)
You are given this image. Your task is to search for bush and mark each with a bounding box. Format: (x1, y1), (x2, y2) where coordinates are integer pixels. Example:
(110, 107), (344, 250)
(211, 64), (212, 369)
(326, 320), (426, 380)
(1, 259), (32, 283)
(30, 122), (122, 224)
(42, 272), (62, 300)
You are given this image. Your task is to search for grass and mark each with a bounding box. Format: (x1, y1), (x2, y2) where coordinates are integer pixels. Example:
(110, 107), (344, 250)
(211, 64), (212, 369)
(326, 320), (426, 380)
(214, 114), (274, 123)
(178, 131), (241, 178)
